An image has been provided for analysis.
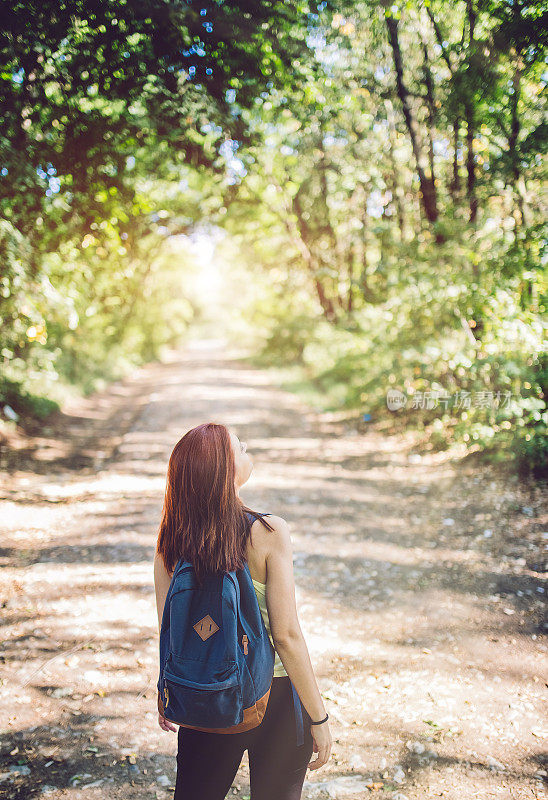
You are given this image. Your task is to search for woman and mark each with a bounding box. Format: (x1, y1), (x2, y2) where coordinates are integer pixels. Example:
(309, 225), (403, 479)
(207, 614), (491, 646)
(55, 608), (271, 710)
(154, 422), (332, 800)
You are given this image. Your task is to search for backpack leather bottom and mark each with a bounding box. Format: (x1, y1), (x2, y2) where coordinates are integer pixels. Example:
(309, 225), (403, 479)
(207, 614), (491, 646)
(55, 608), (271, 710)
(158, 683), (271, 734)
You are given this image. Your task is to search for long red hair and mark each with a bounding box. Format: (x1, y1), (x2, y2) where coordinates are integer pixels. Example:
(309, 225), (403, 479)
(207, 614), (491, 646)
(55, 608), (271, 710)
(156, 422), (274, 583)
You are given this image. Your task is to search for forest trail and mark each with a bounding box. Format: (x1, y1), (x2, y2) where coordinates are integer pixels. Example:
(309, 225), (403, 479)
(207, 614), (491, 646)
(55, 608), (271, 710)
(1, 338), (546, 800)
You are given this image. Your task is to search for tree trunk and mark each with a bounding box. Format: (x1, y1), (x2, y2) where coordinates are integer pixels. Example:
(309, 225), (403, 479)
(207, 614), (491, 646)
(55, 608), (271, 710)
(421, 40), (437, 186)
(292, 192), (338, 322)
(465, 100), (477, 223)
(347, 238), (355, 313)
(384, 10), (440, 233)
(247, 177), (339, 323)
(358, 185), (375, 303)
(465, 0), (478, 223)
(385, 99), (407, 241)
(450, 117), (461, 200)
(508, 55), (529, 227)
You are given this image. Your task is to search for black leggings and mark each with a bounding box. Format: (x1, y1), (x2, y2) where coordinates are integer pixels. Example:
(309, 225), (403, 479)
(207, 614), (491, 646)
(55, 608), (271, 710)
(173, 676), (314, 800)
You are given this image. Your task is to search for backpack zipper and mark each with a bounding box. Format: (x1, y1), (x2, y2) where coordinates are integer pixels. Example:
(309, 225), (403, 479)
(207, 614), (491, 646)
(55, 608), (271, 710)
(242, 634), (248, 655)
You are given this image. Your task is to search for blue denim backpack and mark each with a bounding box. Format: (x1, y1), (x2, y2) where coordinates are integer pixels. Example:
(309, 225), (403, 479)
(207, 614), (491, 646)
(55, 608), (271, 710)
(157, 511), (305, 746)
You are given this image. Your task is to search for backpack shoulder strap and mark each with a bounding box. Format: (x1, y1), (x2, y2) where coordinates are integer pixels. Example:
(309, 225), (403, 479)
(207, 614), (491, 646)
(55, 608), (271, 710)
(244, 509), (271, 525)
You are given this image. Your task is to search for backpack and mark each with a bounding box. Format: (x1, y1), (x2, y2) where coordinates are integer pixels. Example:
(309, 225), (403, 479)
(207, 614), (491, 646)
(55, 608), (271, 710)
(156, 511), (305, 746)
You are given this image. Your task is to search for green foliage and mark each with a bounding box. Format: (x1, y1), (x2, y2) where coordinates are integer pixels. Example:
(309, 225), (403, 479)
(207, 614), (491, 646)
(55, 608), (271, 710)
(243, 236), (546, 475)
(223, 134), (545, 475)
(0, 0), (545, 478)
(510, 354), (548, 479)
(260, 314), (321, 365)
(0, 0), (318, 419)
(0, 376), (59, 419)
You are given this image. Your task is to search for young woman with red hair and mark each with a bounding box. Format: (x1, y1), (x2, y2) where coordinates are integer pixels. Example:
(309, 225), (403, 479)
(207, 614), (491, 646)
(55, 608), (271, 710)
(154, 422), (332, 800)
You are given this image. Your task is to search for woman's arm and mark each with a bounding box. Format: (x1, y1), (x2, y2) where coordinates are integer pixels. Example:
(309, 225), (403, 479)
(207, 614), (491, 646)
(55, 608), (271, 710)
(263, 517), (327, 720)
(263, 516), (332, 768)
(154, 552), (177, 732)
(154, 551), (173, 632)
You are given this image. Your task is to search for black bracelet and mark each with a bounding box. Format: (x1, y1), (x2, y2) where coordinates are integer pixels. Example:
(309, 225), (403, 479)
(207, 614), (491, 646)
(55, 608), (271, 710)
(310, 712), (329, 725)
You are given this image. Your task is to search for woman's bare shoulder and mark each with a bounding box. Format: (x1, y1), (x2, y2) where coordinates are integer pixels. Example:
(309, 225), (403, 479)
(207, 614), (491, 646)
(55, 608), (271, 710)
(247, 514), (291, 580)
(261, 514), (290, 534)
(256, 514), (292, 556)
(154, 551), (173, 579)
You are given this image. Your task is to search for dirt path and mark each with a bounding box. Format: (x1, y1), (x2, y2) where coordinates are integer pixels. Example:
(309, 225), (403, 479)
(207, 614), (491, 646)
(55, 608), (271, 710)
(1, 338), (546, 800)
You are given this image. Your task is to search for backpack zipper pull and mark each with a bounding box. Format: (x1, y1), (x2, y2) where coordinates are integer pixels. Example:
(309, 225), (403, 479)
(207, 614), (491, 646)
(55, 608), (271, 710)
(242, 634), (248, 655)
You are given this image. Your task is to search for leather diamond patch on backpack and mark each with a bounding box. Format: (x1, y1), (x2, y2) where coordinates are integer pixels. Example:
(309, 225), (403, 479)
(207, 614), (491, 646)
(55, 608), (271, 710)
(193, 614), (219, 641)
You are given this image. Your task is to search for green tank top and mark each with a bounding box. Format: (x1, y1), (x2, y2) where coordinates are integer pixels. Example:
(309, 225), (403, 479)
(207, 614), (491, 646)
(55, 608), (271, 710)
(251, 577), (288, 678)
